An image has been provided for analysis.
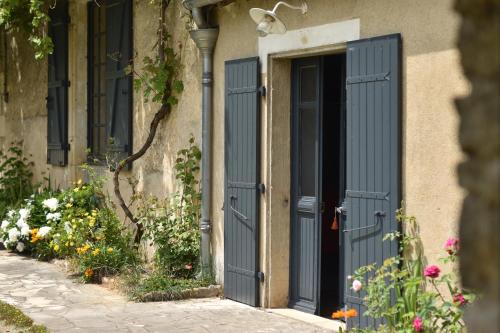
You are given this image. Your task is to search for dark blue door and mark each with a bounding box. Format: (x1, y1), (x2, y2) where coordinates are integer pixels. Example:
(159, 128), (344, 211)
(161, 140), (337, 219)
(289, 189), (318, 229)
(343, 34), (402, 328)
(289, 57), (322, 314)
(224, 57), (261, 307)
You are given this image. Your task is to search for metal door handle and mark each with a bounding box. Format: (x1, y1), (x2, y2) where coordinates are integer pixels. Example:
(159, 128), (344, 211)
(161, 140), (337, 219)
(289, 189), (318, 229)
(343, 211), (386, 233)
(230, 195), (248, 221)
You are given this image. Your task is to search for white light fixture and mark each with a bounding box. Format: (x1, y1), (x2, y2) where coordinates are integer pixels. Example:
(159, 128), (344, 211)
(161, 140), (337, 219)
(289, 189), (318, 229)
(249, 1), (308, 37)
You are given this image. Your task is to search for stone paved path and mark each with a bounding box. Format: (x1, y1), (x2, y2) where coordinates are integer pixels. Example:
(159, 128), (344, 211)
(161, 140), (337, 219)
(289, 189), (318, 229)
(0, 251), (330, 333)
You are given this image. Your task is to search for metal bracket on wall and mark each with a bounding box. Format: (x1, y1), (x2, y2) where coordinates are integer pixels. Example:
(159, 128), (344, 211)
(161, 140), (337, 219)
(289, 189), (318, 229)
(259, 85), (266, 97)
(257, 271), (265, 283)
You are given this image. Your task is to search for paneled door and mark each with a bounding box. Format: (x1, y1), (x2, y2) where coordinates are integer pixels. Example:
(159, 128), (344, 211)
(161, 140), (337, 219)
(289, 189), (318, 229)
(289, 57), (323, 314)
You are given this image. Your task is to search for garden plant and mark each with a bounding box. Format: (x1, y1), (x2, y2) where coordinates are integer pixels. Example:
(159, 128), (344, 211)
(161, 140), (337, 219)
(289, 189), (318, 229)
(339, 207), (475, 333)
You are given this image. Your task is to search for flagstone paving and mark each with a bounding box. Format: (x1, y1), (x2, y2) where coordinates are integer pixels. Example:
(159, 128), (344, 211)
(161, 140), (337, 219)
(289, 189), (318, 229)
(0, 251), (331, 333)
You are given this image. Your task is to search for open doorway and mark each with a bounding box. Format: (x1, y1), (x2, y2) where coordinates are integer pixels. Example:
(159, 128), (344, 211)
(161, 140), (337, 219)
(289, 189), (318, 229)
(289, 53), (346, 317)
(319, 54), (346, 316)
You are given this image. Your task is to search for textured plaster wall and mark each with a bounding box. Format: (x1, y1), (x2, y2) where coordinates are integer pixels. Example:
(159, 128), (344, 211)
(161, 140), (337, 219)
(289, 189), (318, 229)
(211, 0), (468, 306)
(0, 30), (49, 184)
(0, 0), (202, 208)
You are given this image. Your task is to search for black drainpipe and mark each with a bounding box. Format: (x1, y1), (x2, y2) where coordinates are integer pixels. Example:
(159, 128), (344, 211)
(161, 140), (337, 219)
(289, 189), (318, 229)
(183, 0), (222, 277)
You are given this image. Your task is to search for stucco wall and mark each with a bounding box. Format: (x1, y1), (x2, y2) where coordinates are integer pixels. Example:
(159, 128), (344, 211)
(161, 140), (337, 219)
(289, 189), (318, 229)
(0, 0), (202, 207)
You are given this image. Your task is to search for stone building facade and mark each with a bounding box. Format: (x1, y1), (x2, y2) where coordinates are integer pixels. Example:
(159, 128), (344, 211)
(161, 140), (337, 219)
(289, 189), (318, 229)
(0, 0), (471, 320)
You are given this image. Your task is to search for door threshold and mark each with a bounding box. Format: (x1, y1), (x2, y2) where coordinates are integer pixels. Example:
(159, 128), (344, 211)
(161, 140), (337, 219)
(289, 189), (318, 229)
(266, 308), (346, 332)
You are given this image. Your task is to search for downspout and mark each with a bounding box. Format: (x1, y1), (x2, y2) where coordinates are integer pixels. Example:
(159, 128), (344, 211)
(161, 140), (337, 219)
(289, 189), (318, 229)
(184, 0), (222, 277)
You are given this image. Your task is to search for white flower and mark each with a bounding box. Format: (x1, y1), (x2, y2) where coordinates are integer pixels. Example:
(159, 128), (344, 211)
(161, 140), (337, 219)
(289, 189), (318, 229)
(18, 208), (30, 220)
(16, 242), (25, 253)
(8, 228), (20, 242)
(46, 212), (61, 222)
(42, 198), (59, 212)
(7, 210), (15, 218)
(16, 218), (28, 228)
(1, 220), (9, 231)
(352, 279), (363, 292)
(20, 225), (30, 236)
(37, 226), (52, 238)
(64, 222), (72, 234)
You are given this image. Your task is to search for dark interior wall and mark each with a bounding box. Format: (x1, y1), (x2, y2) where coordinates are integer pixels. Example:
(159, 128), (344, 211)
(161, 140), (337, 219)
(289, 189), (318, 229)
(320, 54), (346, 316)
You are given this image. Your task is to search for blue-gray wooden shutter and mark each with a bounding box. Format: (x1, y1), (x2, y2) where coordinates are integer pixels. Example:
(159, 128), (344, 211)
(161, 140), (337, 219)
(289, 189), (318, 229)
(344, 34), (401, 329)
(224, 57), (261, 307)
(47, 0), (69, 166)
(105, 0), (132, 168)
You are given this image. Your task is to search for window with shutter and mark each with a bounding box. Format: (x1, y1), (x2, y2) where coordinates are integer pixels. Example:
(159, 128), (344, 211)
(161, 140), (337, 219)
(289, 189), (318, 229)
(47, 0), (69, 166)
(88, 0), (133, 166)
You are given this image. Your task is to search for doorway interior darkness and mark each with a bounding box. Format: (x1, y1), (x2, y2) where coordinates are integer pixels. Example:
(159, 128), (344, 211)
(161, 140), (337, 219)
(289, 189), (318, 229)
(289, 53), (346, 317)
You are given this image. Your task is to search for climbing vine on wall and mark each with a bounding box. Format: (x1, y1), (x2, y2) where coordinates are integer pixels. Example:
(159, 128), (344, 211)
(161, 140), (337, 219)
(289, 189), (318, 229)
(0, 0), (53, 58)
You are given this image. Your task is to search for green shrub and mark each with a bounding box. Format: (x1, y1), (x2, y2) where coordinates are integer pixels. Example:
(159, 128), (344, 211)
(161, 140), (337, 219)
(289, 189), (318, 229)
(123, 269), (213, 302)
(138, 137), (201, 278)
(0, 143), (34, 218)
(346, 207), (476, 333)
(0, 300), (50, 333)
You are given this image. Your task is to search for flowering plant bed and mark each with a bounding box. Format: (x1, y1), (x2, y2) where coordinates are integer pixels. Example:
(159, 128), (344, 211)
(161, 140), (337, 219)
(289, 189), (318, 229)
(0, 167), (137, 283)
(339, 207), (476, 332)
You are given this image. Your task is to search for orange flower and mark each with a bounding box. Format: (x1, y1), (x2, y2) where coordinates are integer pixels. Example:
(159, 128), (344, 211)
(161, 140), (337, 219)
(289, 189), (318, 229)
(345, 308), (358, 318)
(331, 308), (358, 319)
(332, 310), (344, 319)
(84, 268), (94, 278)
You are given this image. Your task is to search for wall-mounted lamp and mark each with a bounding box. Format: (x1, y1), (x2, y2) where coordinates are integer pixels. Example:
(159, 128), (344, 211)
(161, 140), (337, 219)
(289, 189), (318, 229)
(249, 1), (308, 37)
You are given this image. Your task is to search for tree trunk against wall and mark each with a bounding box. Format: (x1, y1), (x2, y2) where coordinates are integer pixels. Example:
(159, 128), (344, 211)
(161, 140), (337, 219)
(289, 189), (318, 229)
(455, 0), (500, 331)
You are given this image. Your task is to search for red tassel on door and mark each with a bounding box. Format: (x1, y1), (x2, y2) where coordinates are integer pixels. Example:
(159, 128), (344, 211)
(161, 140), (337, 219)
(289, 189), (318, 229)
(331, 214), (339, 230)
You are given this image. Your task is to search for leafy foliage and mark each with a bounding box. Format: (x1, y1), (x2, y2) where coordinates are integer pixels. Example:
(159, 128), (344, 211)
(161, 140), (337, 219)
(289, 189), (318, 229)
(0, 0), (53, 59)
(346, 207), (476, 333)
(137, 136), (201, 278)
(0, 143), (34, 219)
(128, 42), (184, 105)
(122, 269), (213, 302)
(1, 165), (137, 282)
(0, 300), (50, 333)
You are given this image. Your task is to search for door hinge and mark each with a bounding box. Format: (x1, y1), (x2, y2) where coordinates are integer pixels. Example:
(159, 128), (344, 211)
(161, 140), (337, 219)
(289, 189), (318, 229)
(257, 271), (265, 283)
(259, 85), (266, 97)
(258, 183), (266, 194)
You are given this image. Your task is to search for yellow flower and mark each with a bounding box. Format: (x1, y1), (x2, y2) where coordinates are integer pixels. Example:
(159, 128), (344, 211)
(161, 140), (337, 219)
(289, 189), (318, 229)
(66, 203), (73, 208)
(107, 247), (113, 253)
(30, 228), (41, 244)
(92, 248), (100, 256)
(54, 244), (60, 252)
(77, 179), (82, 185)
(70, 242), (74, 246)
(73, 188), (79, 193)
(65, 242), (69, 247)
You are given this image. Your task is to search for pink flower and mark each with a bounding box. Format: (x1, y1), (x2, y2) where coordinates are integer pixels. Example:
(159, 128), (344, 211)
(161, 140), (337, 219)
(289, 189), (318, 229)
(413, 317), (423, 332)
(453, 293), (468, 306)
(424, 265), (441, 279)
(444, 238), (459, 255)
(184, 264), (193, 270)
(352, 280), (362, 292)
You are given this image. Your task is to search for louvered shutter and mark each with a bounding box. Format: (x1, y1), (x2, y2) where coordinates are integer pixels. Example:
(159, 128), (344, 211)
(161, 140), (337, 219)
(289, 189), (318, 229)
(224, 57), (262, 307)
(47, 0), (69, 166)
(105, 0), (133, 168)
(343, 34), (401, 329)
